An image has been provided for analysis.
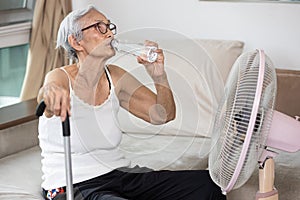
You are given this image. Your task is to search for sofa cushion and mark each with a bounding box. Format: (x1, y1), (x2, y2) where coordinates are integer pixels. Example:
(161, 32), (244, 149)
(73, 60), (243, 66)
(0, 134), (210, 199)
(0, 146), (42, 199)
(110, 39), (244, 138)
(2, 134), (300, 200)
(120, 133), (211, 170)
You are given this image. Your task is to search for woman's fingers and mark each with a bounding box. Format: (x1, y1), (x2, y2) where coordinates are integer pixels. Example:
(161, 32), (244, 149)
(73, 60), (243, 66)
(42, 83), (70, 121)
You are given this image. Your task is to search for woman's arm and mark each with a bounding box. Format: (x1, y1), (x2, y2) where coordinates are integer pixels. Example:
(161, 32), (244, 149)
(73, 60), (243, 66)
(111, 41), (176, 125)
(37, 68), (70, 121)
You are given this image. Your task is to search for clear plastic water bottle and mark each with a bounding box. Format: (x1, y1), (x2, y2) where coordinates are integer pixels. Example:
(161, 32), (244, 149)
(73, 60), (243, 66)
(111, 39), (158, 63)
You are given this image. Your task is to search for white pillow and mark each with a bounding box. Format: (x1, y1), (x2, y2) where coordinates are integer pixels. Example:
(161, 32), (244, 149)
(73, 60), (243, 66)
(109, 39), (244, 137)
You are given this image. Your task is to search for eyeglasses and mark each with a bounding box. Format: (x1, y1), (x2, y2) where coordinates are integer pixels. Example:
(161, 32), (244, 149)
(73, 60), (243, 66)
(81, 21), (117, 35)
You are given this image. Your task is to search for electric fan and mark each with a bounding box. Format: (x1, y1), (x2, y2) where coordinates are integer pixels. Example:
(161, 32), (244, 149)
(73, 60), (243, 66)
(209, 49), (300, 199)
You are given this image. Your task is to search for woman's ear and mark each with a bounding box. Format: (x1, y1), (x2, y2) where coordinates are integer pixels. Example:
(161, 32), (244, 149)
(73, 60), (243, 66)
(68, 35), (83, 51)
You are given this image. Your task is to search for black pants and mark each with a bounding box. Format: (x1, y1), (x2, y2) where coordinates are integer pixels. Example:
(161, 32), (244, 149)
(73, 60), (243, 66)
(44, 166), (226, 200)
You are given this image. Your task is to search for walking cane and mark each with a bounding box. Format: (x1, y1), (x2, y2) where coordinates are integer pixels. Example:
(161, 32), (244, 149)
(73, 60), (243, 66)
(36, 100), (74, 200)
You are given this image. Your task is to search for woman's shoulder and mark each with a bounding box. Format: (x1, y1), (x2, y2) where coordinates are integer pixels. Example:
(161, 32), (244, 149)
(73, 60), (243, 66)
(107, 64), (128, 80)
(106, 64), (139, 91)
(47, 64), (75, 75)
(107, 64), (125, 73)
(44, 64), (77, 87)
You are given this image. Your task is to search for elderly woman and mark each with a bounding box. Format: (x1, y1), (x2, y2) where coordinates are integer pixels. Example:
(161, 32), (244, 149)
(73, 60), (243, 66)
(37, 5), (225, 200)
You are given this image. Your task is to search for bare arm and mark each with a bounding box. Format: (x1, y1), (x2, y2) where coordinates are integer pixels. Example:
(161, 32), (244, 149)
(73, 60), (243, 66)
(112, 41), (176, 125)
(37, 68), (70, 121)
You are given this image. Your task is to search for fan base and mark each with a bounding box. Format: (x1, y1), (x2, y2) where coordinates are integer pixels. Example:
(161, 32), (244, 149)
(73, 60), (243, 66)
(256, 158), (278, 200)
(256, 190), (278, 200)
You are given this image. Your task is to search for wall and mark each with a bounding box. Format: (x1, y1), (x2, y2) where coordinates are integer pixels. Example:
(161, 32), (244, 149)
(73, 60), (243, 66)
(72, 0), (300, 70)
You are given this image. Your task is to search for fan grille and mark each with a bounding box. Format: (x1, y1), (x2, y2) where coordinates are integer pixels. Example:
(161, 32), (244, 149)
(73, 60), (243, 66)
(209, 50), (276, 193)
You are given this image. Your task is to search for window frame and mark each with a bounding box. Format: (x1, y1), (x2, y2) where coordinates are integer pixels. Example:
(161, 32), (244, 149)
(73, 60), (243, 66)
(0, 0), (35, 26)
(0, 21), (32, 48)
(0, 0), (35, 48)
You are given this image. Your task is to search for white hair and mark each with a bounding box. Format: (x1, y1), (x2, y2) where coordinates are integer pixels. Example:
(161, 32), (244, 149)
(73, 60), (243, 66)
(56, 5), (97, 61)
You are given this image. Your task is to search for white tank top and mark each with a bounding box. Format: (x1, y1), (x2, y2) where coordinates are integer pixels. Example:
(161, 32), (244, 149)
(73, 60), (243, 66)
(38, 66), (130, 190)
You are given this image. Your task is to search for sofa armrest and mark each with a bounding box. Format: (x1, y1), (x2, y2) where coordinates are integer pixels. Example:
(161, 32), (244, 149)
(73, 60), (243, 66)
(0, 99), (39, 159)
(275, 69), (300, 118)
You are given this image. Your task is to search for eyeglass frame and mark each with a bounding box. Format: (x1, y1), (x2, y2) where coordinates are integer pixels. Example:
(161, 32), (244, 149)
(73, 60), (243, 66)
(81, 20), (117, 35)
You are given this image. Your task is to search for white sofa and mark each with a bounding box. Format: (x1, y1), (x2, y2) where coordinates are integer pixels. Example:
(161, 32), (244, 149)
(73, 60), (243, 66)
(0, 39), (299, 200)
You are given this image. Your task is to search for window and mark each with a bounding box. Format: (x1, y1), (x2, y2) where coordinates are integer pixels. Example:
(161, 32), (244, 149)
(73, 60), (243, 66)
(0, 0), (35, 108)
(0, 44), (29, 105)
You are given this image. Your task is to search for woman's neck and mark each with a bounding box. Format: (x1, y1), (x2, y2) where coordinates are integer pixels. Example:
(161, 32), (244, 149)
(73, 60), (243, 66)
(73, 56), (107, 105)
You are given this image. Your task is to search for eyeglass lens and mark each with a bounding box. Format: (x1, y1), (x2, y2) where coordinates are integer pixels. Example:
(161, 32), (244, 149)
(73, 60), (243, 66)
(98, 22), (116, 35)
